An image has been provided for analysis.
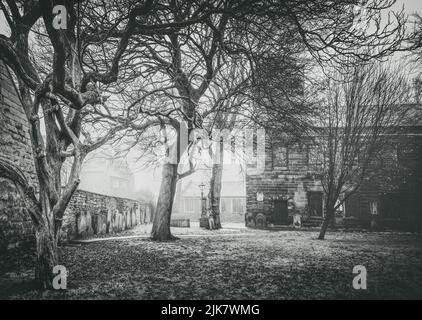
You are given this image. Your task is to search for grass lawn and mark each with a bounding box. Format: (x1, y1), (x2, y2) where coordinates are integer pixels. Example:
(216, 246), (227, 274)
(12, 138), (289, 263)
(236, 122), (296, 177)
(1, 228), (421, 299)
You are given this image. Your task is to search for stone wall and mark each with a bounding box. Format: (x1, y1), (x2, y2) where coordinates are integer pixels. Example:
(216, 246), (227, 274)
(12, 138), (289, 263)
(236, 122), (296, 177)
(0, 60), (37, 250)
(246, 131), (422, 231)
(343, 133), (422, 231)
(61, 190), (152, 240)
(246, 135), (323, 228)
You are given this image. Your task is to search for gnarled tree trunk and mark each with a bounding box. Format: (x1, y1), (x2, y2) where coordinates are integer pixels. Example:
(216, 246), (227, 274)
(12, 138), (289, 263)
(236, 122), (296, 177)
(151, 163), (178, 241)
(318, 205), (334, 240)
(208, 163), (223, 230)
(35, 222), (58, 289)
(0, 158), (61, 289)
(33, 166), (67, 288)
(207, 112), (237, 230)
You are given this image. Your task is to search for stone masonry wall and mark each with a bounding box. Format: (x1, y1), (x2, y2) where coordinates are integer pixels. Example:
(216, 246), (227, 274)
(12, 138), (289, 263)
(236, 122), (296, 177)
(0, 60), (37, 250)
(246, 130), (422, 231)
(246, 135), (323, 227)
(62, 190), (152, 240)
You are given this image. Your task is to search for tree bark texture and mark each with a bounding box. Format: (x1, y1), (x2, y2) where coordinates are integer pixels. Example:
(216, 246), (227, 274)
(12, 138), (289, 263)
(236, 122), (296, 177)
(208, 163), (223, 230)
(151, 163), (178, 241)
(35, 222), (58, 289)
(318, 206), (334, 240)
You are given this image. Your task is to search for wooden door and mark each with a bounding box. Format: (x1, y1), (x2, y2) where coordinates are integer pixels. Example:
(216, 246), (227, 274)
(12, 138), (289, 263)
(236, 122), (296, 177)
(273, 200), (288, 225)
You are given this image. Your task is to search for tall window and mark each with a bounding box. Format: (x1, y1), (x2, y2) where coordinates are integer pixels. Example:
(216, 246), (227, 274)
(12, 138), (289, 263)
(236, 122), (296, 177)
(232, 198), (245, 215)
(184, 198), (194, 213)
(307, 145), (323, 169)
(183, 198), (200, 214)
(220, 198), (228, 214)
(308, 191), (323, 217)
(273, 146), (288, 167)
(219, 198), (245, 215)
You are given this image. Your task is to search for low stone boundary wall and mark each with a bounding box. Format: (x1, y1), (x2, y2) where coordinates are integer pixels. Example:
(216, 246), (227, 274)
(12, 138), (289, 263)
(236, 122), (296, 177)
(62, 189), (152, 240)
(0, 187), (152, 249)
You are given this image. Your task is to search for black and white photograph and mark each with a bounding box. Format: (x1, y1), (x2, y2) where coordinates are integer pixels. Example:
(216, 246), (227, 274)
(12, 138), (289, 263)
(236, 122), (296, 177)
(0, 0), (421, 306)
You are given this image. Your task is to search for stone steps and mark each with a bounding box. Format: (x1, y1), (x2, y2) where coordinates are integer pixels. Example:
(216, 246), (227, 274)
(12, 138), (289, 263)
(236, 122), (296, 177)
(303, 217), (323, 227)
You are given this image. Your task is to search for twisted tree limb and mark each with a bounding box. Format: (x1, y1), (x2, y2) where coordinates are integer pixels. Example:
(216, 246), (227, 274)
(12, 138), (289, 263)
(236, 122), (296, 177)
(0, 156), (42, 227)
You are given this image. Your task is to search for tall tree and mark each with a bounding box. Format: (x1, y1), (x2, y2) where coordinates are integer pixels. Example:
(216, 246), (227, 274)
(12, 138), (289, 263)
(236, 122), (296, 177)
(202, 59), (252, 230)
(411, 13), (422, 61)
(128, 6), (234, 240)
(0, 0), (185, 288)
(123, 0), (408, 240)
(314, 62), (411, 240)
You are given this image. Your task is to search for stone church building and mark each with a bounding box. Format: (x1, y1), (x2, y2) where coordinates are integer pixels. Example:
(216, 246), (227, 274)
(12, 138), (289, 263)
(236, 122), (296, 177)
(246, 116), (422, 231)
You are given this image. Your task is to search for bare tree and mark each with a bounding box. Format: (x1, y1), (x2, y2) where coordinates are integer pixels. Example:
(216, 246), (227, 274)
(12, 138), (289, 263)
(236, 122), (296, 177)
(71, 1), (245, 241)
(122, 0), (408, 240)
(314, 62), (411, 240)
(203, 52), (310, 229)
(411, 13), (422, 61)
(195, 57), (252, 230)
(123, 7), (235, 240)
(0, 0), (172, 288)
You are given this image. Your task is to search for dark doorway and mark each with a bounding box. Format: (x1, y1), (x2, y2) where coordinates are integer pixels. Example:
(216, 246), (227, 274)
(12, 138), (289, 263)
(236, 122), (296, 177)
(380, 193), (402, 218)
(308, 192), (323, 217)
(273, 200), (288, 225)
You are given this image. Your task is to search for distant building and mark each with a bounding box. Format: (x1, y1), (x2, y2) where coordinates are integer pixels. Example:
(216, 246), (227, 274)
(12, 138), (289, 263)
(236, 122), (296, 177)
(246, 105), (422, 230)
(62, 149), (136, 200)
(172, 165), (246, 223)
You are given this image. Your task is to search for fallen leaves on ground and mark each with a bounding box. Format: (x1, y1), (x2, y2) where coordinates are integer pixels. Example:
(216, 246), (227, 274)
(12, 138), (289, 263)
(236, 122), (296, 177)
(1, 229), (422, 299)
